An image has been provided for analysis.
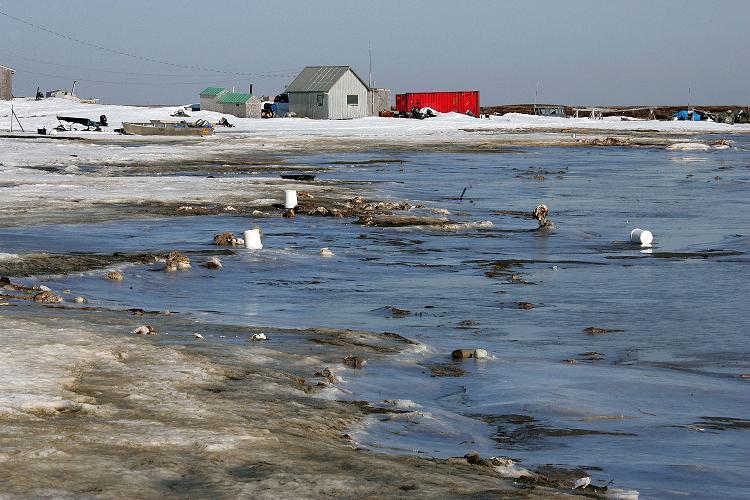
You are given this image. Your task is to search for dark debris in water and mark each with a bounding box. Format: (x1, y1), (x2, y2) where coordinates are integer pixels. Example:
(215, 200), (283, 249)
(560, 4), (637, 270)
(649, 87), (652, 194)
(583, 327), (624, 335)
(473, 412), (635, 450)
(474, 414), (535, 425)
(493, 423), (635, 449)
(305, 327), (417, 353)
(327, 158), (406, 165)
(492, 209), (534, 218)
(565, 352), (607, 364)
(423, 363), (468, 377)
(356, 214), (453, 228)
(513, 166), (568, 181)
(483, 260), (524, 279)
(1, 277), (62, 303)
(372, 305), (411, 317)
(694, 416), (750, 431)
(340, 400), (412, 415)
(605, 250), (744, 260)
(342, 355), (366, 369)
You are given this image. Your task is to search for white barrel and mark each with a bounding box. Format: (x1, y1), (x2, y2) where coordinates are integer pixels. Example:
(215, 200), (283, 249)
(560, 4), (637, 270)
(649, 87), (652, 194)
(244, 229), (263, 250)
(630, 228), (653, 246)
(284, 189), (298, 209)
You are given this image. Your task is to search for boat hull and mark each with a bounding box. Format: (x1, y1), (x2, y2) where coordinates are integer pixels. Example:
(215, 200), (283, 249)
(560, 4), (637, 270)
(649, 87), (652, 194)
(122, 122), (214, 136)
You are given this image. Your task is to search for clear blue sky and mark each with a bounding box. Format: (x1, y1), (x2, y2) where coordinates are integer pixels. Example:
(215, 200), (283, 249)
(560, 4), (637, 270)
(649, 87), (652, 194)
(1, 0), (748, 106)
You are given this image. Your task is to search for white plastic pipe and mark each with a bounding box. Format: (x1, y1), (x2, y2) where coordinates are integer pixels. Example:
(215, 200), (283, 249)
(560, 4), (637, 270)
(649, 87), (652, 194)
(630, 228), (653, 247)
(284, 189), (298, 209)
(244, 229), (263, 250)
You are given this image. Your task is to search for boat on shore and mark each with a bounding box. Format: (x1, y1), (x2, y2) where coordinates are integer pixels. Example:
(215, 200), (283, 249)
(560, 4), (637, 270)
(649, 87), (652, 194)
(121, 119), (214, 136)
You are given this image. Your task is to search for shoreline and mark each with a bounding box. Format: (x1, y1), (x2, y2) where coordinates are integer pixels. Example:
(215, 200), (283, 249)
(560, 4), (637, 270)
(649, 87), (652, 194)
(0, 290), (580, 498)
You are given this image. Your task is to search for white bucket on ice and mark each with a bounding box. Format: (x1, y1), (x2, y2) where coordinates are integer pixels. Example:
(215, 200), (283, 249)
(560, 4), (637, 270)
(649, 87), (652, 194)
(630, 228), (653, 247)
(244, 229), (263, 250)
(284, 189), (298, 209)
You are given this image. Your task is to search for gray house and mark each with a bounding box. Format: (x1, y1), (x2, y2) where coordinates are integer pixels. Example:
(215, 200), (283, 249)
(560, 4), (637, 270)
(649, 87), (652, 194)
(287, 66), (370, 120)
(0, 65), (15, 101)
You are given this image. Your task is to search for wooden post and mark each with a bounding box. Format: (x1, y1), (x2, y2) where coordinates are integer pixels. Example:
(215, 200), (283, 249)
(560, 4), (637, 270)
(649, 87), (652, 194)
(10, 106), (24, 132)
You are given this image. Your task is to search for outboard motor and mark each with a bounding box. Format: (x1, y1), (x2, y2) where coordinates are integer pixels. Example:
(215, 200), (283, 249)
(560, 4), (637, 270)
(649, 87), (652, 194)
(99, 115), (108, 127)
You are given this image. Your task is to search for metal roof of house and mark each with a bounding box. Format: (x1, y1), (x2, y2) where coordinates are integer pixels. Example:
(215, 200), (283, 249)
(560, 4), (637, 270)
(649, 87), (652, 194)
(200, 87), (225, 97)
(216, 92), (254, 104)
(286, 66), (368, 93)
(0, 65), (15, 73)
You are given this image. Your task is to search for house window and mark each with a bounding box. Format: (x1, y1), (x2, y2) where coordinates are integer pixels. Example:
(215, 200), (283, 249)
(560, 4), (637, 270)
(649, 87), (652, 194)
(347, 94), (358, 105)
(317, 94), (324, 106)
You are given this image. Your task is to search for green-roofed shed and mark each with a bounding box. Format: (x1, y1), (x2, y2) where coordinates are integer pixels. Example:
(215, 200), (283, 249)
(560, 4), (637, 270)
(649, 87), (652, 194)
(198, 86), (261, 118)
(199, 87), (227, 112)
(216, 92), (261, 118)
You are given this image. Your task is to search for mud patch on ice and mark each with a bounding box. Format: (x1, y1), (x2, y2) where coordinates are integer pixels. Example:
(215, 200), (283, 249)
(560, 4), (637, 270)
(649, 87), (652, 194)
(0, 252), (160, 277)
(473, 413), (636, 450)
(0, 309), (558, 498)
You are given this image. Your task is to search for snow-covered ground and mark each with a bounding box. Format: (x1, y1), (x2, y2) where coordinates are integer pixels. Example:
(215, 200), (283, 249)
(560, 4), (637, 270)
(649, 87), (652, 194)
(3, 97), (750, 141)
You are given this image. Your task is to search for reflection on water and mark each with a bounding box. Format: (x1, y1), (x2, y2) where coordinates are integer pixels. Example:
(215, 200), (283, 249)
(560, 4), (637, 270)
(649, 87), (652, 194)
(1, 140), (749, 498)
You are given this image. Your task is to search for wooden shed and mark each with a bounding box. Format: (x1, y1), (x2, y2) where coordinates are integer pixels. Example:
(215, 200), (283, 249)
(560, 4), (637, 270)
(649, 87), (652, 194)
(0, 65), (15, 101)
(286, 66), (369, 120)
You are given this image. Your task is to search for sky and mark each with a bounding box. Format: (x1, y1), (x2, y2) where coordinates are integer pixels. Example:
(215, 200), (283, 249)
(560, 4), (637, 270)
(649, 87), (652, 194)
(1, 0), (748, 106)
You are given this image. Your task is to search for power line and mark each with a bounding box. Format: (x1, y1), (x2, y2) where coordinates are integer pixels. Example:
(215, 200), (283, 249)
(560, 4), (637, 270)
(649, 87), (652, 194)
(0, 49), (300, 79)
(0, 7), (274, 76)
(13, 66), (295, 86)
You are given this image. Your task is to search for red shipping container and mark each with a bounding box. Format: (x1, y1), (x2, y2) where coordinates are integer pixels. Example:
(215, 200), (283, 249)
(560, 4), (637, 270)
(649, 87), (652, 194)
(395, 91), (480, 117)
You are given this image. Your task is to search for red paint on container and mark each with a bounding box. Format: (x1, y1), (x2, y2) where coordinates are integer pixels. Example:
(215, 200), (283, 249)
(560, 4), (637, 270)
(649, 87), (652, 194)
(396, 91), (480, 117)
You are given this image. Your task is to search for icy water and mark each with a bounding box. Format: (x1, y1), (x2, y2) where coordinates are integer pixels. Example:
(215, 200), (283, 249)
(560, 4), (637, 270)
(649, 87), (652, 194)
(2, 139), (749, 498)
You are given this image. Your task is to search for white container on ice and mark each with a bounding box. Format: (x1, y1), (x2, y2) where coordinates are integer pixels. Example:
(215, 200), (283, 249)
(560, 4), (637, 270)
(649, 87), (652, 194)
(244, 229), (263, 250)
(284, 189), (298, 209)
(630, 228), (653, 247)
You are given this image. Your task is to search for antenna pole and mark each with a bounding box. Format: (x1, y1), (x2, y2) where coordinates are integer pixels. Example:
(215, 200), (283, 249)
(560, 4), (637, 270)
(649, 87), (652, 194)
(368, 42), (372, 89)
(369, 42), (374, 115)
